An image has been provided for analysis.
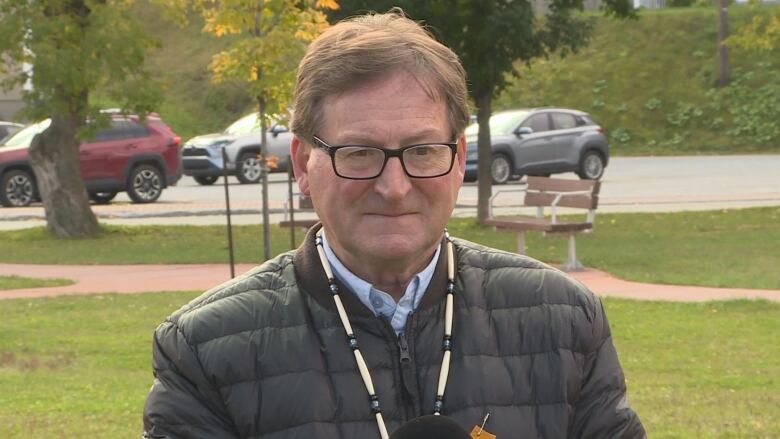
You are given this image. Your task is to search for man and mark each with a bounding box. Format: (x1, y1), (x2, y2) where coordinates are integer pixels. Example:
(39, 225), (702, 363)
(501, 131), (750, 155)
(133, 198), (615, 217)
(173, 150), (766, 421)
(143, 11), (644, 439)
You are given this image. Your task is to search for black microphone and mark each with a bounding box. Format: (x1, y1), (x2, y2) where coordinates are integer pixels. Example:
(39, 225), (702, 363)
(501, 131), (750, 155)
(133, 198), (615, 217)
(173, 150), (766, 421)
(389, 415), (471, 439)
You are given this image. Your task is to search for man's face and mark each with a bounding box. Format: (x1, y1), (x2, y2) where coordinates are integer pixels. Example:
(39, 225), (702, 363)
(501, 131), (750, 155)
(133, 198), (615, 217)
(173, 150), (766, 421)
(292, 71), (465, 270)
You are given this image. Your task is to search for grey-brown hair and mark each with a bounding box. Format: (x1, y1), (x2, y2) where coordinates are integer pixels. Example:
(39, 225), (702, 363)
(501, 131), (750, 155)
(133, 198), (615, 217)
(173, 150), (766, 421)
(291, 9), (470, 142)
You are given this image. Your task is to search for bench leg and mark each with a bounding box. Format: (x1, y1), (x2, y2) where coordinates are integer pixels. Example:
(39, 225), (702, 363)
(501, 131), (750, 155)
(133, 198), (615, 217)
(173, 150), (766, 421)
(517, 231), (527, 255)
(560, 233), (585, 272)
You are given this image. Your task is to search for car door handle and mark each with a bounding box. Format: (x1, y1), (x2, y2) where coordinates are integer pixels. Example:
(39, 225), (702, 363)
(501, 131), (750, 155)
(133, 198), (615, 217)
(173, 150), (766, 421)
(126, 143), (138, 149)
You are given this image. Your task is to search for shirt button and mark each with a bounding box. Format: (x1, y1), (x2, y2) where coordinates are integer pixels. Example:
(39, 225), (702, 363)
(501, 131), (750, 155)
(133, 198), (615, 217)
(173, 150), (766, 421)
(371, 298), (383, 308)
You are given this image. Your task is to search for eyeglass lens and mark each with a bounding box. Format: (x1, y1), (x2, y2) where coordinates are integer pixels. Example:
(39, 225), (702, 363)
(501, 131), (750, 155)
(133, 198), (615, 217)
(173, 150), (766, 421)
(334, 145), (453, 178)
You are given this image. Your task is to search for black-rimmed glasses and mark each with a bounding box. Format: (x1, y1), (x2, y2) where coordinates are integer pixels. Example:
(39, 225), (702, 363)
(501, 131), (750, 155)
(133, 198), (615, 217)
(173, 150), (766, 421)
(311, 135), (458, 180)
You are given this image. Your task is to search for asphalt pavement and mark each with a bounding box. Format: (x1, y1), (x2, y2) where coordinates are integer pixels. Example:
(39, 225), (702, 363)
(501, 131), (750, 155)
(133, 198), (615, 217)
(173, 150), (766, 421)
(1, 155), (779, 230)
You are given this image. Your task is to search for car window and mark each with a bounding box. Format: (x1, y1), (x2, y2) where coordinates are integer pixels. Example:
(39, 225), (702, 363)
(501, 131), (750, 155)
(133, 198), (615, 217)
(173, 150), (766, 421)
(552, 113), (577, 130)
(95, 121), (124, 142)
(225, 113), (261, 136)
(464, 111), (529, 136)
(521, 113), (550, 132)
(576, 115), (595, 126)
(126, 120), (150, 138)
(1, 119), (50, 148)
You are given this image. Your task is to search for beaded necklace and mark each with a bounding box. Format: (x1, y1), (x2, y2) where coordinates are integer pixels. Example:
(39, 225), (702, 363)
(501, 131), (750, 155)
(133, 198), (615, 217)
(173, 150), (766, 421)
(314, 229), (456, 439)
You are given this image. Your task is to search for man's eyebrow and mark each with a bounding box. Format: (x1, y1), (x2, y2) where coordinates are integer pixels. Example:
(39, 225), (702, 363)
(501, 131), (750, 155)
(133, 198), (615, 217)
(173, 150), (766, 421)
(335, 129), (450, 146)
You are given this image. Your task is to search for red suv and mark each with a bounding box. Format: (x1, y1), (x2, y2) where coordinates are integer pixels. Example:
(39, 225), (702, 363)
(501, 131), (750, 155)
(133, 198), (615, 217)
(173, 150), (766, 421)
(0, 114), (182, 207)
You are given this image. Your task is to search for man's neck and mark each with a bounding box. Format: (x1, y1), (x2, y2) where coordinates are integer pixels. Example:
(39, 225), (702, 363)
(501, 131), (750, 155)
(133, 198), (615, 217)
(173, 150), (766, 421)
(327, 240), (440, 301)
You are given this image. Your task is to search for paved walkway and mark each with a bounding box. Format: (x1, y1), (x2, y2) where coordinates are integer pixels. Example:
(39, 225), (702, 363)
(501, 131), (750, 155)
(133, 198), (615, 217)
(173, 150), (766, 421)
(1, 263), (778, 302)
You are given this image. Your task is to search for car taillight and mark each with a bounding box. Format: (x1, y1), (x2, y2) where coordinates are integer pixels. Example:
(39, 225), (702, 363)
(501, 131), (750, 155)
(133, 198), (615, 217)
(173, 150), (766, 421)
(169, 136), (181, 147)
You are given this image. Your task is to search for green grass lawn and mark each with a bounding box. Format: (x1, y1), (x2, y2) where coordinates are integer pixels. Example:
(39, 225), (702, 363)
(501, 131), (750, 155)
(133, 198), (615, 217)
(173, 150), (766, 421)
(0, 207), (777, 290)
(0, 276), (73, 290)
(0, 292), (777, 437)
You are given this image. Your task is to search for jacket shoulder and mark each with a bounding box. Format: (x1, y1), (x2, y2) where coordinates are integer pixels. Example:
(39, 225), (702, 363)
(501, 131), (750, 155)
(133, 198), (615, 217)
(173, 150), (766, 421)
(452, 237), (601, 316)
(160, 250), (300, 346)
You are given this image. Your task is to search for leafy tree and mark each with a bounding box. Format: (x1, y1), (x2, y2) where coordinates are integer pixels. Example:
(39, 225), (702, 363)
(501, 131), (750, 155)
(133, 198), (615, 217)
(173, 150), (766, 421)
(193, 0), (337, 260)
(332, 0), (634, 222)
(0, 0), (167, 237)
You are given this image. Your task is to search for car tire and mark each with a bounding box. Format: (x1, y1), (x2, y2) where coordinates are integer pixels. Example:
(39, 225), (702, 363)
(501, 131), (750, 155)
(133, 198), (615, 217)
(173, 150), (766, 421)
(1, 169), (37, 207)
(194, 175), (219, 186)
(236, 152), (262, 184)
(577, 150), (605, 180)
(90, 191), (117, 204)
(127, 164), (163, 203)
(490, 154), (512, 185)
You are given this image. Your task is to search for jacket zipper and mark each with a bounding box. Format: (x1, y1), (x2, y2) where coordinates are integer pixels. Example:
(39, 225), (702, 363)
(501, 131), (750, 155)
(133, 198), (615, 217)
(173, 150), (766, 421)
(397, 332), (412, 364)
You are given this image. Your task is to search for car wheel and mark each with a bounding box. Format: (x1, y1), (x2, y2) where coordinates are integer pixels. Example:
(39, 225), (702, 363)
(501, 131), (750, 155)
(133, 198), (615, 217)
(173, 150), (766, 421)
(577, 151), (605, 180)
(1, 169), (37, 207)
(490, 154), (512, 185)
(236, 152), (262, 184)
(194, 175), (219, 186)
(90, 191), (117, 204)
(127, 164), (163, 203)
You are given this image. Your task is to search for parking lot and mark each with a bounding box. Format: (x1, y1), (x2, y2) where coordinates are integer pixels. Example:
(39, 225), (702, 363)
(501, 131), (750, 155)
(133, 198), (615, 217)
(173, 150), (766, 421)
(1, 154), (779, 230)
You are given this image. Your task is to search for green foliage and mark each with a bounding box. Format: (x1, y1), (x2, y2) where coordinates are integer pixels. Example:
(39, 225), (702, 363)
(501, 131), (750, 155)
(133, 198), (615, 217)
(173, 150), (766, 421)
(496, 7), (780, 155)
(729, 3), (780, 51)
(708, 68), (780, 144)
(195, 0), (334, 119)
(644, 97), (662, 110)
(0, 0), (164, 123)
(610, 126), (631, 143)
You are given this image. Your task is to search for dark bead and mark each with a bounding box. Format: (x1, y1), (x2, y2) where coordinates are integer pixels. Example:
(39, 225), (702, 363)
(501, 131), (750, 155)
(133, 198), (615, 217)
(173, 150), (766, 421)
(370, 395), (381, 413)
(442, 338), (452, 351)
(329, 284), (339, 294)
(349, 337), (359, 350)
(447, 283), (455, 293)
(433, 400), (443, 413)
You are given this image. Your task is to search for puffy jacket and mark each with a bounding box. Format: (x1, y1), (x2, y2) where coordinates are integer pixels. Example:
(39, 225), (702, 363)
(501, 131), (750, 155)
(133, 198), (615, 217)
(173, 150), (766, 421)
(143, 226), (645, 438)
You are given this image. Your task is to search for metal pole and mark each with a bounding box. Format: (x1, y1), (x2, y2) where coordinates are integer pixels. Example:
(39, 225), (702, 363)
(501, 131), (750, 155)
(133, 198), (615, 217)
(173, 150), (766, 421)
(287, 157), (296, 249)
(222, 147), (235, 279)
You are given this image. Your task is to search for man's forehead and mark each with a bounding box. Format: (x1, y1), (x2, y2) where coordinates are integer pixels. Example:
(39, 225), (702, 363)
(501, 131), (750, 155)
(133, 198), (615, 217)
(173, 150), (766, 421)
(317, 74), (449, 144)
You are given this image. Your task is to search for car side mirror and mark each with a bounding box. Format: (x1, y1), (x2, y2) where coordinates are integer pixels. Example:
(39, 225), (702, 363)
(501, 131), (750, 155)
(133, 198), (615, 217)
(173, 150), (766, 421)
(515, 127), (533, 137)
(270, 125), (288, 138)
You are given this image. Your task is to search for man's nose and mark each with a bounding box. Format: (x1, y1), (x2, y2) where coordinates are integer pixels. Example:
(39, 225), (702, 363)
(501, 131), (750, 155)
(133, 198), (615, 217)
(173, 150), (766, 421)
(374, 156), (412, 200)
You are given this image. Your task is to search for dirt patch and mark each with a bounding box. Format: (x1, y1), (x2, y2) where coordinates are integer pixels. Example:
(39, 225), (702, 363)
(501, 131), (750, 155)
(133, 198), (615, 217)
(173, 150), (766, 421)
(0, 351), (75, 371)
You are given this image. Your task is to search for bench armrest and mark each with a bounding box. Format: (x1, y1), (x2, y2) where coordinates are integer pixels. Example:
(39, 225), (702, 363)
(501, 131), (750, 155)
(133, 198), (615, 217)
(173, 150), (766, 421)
(488, 187), (528, 218)
(550, 190), (595, 224)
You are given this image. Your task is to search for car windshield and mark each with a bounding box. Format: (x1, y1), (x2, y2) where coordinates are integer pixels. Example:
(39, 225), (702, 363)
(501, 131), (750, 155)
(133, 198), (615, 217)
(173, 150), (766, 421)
(0, 119), (51, 148)
(224, 113), (262, 136)
(464, 111), (530, 136)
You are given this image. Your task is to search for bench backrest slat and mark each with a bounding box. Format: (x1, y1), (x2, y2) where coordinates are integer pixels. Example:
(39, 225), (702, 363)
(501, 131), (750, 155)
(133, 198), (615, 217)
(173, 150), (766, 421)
(523, 176), (601, 210)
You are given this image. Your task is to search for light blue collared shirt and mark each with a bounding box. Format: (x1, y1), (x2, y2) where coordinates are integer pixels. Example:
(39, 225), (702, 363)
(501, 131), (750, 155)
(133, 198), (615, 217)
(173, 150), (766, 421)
(321, 232), (440, 335)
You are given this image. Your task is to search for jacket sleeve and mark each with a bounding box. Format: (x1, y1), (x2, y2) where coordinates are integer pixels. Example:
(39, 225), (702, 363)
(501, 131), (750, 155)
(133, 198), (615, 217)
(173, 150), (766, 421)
(143, 321), (239, 439)
(570, 298), (646, 438)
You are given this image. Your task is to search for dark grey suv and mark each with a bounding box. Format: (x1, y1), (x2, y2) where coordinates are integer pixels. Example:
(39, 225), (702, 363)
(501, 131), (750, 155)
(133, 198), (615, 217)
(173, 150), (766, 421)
(464, 108), (609, 184)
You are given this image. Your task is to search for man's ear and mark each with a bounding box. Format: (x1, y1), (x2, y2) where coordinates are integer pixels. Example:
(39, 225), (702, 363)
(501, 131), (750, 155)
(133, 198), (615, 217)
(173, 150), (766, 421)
(290, 135), (311, 195)
(454, 134), (466, 182)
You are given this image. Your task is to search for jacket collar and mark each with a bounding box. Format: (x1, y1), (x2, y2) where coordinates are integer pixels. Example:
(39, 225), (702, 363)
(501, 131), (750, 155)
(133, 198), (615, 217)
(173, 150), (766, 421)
(293, 224), (452, 319)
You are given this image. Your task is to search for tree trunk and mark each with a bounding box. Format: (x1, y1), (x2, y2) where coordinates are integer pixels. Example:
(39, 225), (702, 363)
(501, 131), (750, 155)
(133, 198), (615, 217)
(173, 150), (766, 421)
(716, 0), (730, 87)
(258, 97), (271, 261)
(475, 91), (493, 223)
(28, 114), (100, 238)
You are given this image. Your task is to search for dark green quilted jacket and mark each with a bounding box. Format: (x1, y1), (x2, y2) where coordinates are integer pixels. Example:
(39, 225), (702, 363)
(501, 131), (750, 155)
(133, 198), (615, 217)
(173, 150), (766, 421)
(143, 227), (644, 438)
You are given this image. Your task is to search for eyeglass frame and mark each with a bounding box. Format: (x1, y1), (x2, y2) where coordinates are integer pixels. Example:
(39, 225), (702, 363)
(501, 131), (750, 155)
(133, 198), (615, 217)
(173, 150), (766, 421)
(310, 135), (459, 180)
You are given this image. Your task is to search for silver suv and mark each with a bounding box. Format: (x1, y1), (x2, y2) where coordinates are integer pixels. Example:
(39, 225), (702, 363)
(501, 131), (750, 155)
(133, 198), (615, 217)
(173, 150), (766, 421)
(182, 113), (291, 185)
(464, 108), (609, 184)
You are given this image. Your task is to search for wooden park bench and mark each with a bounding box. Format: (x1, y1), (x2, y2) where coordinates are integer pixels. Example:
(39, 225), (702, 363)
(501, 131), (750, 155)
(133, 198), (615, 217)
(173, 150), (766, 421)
(483, 176), (601, 271)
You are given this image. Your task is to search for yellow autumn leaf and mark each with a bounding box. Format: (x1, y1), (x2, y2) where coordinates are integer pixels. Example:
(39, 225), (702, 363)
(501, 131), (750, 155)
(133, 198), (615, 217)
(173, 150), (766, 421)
(316, 0), (339, 10)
